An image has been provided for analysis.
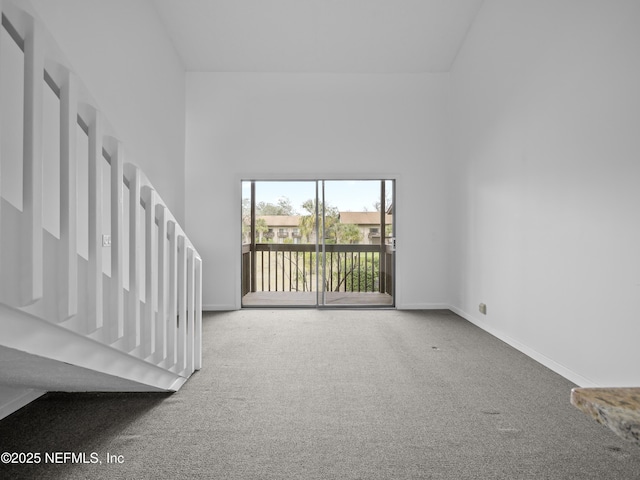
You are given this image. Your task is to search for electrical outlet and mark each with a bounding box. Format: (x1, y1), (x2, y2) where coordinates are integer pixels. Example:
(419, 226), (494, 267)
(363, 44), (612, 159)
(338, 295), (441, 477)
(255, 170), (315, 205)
(102, 234), (111, 247)
(479, 303), (487, 315)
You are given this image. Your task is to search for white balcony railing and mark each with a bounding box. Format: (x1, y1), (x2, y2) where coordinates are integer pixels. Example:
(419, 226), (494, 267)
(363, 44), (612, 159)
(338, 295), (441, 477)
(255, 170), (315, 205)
(0, 1), (202, 391)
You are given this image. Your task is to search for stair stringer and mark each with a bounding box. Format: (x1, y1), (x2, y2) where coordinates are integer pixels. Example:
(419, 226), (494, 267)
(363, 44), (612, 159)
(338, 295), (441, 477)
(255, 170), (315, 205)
(0, 303), (189, 393)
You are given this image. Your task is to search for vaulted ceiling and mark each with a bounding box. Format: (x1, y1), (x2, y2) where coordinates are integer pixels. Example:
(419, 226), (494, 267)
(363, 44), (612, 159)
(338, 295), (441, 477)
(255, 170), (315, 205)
(153, 0), (484, 73)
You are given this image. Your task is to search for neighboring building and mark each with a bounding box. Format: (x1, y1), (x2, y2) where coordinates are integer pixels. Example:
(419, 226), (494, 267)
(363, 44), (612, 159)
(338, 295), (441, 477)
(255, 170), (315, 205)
(246, 212), (392, 245)
(338, 212), (393, 245)
(255, 216), (303, 243)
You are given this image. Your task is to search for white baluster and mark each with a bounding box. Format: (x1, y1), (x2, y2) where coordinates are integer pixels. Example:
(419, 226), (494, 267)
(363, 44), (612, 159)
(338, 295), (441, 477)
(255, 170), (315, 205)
(87, 109), (103, 331)
(126, 163), (141, 352)
(0, 1), (204, 386)
(109, 138), (124, 343)
(187, 246), (195, 375)
(167, 220), (177, 368)
(194, 255), (202, 371)
(21, 13), (44, 305)
(59, 70), (78, 321)
(177, 234), (187, 373)
(155, 204), (167, 364)
(143, 186), (156, 358)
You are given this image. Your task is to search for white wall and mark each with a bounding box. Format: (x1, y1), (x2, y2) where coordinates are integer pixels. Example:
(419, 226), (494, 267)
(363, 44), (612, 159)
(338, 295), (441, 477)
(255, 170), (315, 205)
(186, 73), (450, 309)
(29, 0), (187, 223)
(449, 0), (640, 386)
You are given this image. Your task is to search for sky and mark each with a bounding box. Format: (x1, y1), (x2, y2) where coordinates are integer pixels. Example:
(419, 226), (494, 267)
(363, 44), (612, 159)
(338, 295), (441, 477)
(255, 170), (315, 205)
(242, 180), (392, 214)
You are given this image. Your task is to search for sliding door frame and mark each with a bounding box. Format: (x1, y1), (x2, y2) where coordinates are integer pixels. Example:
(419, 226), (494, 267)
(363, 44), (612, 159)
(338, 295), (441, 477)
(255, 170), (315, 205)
(236, 173), (399, 310)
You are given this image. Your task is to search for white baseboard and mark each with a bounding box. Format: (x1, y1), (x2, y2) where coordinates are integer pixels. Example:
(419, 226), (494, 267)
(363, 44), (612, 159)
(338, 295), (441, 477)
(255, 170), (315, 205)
(448, 305), (598, 388)
(0, 389), (46, 421)
(397, 303), (451, 310)
(202, 304), (237, 311)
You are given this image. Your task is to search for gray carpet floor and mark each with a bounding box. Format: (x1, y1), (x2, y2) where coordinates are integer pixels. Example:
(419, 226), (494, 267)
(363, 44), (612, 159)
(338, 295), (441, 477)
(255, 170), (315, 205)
(1, 309), (639, 479)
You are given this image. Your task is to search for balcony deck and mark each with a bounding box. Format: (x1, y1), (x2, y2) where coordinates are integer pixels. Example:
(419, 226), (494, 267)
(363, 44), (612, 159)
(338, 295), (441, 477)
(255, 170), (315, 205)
(242, 242), (394, 307)
(242, 291), (393, 307)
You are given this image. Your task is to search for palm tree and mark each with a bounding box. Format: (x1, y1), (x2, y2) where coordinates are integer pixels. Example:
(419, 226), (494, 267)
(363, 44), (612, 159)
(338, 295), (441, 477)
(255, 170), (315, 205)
(255, 218), (268, 242)
(299, 199), (317, 243)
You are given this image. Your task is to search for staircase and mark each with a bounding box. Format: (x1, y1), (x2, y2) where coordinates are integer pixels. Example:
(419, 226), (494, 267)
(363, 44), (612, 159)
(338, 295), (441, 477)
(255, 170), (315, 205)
(0, 0), (202, 419)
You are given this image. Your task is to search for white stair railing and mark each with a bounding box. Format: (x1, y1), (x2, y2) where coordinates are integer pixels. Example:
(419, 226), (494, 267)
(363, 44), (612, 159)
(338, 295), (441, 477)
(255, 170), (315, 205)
(0, 0), (202, 389)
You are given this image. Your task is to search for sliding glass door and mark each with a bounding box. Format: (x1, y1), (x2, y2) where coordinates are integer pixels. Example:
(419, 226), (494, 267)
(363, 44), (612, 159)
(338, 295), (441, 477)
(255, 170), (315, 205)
(241, 179), (395, 308)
